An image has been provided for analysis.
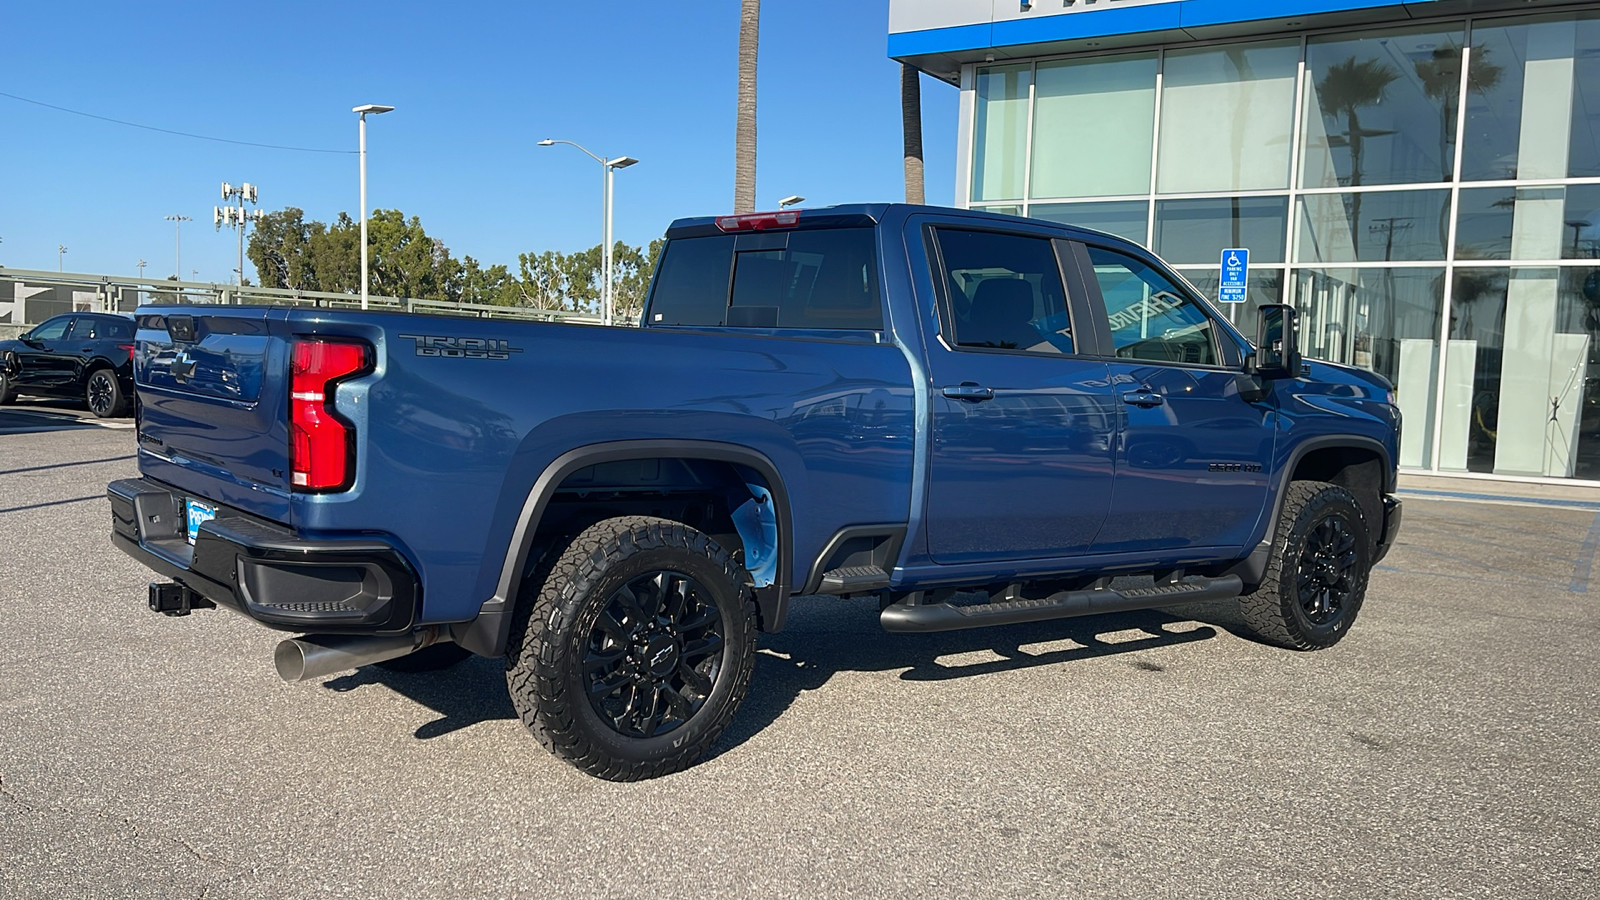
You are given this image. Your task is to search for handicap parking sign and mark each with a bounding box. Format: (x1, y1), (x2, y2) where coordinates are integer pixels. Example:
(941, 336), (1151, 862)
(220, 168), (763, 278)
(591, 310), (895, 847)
(1219, 248), (1248, 303)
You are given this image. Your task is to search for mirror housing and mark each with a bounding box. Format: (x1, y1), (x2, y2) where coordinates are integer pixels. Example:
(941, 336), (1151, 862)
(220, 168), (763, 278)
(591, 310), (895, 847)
(1253, 303), (1301, 379)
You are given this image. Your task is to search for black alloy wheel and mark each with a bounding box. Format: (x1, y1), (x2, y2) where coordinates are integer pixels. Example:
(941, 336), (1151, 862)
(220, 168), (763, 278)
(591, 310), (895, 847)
(85, 369), (123, 418)
(504, 515), (758, 780)
(1237, 480), (1371, 650)
(1295, 515), (1358, 626)
(584, 570), (726, 739)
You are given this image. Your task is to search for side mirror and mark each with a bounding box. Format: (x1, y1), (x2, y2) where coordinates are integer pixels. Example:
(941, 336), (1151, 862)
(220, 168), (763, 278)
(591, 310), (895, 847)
(1253, 303), (1301, 379)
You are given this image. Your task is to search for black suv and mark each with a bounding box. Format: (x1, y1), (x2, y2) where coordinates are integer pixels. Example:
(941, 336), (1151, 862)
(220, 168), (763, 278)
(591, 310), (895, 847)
(0, 313), (136, 417)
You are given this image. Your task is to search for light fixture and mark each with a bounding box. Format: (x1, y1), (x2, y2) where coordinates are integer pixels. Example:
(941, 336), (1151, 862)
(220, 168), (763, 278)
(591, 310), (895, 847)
(779, 195), (804, 208)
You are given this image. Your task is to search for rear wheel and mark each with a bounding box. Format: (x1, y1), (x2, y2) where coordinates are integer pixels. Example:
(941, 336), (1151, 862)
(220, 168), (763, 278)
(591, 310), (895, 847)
(1238, 480), (1371, 650)
(85, 369), (127, 418)
(504, 515), (757, 781)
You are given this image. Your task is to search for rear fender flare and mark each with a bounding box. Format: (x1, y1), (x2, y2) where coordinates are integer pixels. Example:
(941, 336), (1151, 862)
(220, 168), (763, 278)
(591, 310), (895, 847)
(455, 440), (794, 658)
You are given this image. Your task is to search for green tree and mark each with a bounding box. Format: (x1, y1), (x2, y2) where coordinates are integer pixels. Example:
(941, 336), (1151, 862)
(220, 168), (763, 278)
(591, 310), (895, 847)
(365, 209), (459, 301)
(611, 238), (664, 324)
(460, 256), (518, 306)
(247, 208), (318, 290)
(308, 214), (361, 294)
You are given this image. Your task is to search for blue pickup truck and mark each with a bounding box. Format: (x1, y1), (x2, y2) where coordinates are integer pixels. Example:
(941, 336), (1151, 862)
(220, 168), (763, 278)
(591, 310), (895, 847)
(109, 204), (1401, 780)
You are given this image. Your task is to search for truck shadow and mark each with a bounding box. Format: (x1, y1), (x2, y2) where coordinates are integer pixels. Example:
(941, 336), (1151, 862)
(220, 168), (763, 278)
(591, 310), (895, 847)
(320, 594), (1238, 749)
(708, 595), (1230, 761)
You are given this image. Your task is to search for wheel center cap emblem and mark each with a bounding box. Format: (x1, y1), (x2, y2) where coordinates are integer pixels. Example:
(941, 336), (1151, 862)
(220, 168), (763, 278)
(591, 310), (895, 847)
(646, 638), (678, 677)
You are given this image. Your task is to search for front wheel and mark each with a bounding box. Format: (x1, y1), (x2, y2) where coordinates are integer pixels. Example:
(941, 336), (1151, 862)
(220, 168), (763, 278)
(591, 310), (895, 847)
(504, 516), (757, 781)
(0, 369), (14, 405)
(1238, 480), (1372, 650)
(85, 369), (128, 418)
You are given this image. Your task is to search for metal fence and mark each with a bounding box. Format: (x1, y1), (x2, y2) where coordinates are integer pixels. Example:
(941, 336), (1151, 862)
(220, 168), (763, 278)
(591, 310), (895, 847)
(0, 267), (604, 335)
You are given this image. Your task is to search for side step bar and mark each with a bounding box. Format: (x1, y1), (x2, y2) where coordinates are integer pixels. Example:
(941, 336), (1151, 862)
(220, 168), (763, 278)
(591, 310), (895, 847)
(880, 575), (1243, 634)
(820, 565), (892, 594)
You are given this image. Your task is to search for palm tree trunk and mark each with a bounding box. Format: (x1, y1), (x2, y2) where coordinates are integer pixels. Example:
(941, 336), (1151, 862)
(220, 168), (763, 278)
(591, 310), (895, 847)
(901, 63), (925, 205)
(734, 0), (760, 213)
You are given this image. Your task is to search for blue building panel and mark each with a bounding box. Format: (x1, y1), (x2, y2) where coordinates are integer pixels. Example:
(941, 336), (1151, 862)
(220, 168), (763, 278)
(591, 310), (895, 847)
(888, 0), (1453, 61)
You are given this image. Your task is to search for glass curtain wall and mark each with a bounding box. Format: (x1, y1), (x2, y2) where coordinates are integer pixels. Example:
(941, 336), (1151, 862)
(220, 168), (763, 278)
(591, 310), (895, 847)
(967, 10), (1600, 481)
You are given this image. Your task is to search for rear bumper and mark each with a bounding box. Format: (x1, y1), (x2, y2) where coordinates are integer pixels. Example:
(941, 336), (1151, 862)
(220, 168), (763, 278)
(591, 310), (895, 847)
(1373, 493), (1403, 564)
(107, 477), (420, 635)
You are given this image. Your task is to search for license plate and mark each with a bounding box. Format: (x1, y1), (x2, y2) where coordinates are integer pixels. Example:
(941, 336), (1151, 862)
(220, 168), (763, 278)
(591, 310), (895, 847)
(185, 498), (216, 545)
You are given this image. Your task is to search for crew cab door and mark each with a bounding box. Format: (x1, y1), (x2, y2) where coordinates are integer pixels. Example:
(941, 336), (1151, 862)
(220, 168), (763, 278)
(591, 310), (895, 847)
(920, 225), (1117, 565)
(1069, 241), (1274, 553)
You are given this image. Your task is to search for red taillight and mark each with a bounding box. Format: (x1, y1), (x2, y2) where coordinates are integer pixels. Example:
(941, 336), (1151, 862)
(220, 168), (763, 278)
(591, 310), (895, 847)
(714, 211), (800, 232)
(118, 343), (135, 361)
(289, 339), (370, 492)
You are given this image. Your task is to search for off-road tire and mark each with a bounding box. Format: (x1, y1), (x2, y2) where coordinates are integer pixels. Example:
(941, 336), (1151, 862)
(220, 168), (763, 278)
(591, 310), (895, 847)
(85, 368), (127, 418)
(504, 515), (758, 781)
(375, 643), (473, 672)
(1238, 480), (1371, 650)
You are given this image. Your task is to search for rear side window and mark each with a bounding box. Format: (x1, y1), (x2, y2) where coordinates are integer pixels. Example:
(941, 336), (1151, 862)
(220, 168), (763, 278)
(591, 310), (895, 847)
(934, 229), (1075, 355)
(647, 237), (734, 326)
(76, 318), (133, 340)
(647, 228), (882, 330)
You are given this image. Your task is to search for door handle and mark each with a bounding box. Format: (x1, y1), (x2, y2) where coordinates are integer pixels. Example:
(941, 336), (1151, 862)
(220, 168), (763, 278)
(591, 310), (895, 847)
(942, 383), (994, 402)
(1122, 390), (1164, 408)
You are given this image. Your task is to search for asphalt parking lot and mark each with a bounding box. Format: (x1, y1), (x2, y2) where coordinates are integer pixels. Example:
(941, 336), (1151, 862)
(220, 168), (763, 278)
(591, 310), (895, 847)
(2, 415), (1597, 899)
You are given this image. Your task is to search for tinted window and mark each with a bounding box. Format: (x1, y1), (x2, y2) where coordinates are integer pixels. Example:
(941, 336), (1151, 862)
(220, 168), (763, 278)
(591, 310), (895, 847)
(647, 236), (734, 326)
(28, 317), (71, 341)
(646, 229), (882, 330)
(1085, 245), (1217, 365)
(76, 318), (133, 340)
(936, 229), (1074, 355)
(728, 229), (880, 329)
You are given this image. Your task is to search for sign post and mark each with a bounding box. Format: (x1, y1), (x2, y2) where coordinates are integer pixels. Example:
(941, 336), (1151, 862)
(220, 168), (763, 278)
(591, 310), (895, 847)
(1219, 248), (1249, 304)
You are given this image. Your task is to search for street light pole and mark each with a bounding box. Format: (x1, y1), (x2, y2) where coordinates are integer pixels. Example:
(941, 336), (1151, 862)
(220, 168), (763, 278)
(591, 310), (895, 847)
(58, 245), (67, 272)
(538, 139), (638, 326)
(164, 214), (191, 279)
(353, 104), (395, 311)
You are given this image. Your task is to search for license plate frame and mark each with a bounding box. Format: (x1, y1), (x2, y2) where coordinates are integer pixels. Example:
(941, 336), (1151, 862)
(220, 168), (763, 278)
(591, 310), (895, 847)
(185, 497), (216, 545)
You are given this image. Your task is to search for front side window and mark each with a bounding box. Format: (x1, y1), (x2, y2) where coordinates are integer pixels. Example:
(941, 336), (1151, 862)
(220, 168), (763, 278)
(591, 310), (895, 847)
(936, 229), (1074, 355)
(1086, 246), (1218, 366)
(28, 317), (72, 341)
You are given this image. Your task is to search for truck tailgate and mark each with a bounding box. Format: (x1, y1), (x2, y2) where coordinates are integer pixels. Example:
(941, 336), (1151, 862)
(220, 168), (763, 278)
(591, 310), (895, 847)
(135, 308), (292, 522)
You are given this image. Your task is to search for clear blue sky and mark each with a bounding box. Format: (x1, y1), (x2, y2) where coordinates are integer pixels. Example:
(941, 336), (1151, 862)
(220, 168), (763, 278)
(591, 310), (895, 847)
(0, 1), (957, 283)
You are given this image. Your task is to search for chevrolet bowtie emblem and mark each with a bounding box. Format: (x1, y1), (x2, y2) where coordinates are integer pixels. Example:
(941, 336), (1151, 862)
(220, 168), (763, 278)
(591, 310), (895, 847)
(171, 349), (196, 383)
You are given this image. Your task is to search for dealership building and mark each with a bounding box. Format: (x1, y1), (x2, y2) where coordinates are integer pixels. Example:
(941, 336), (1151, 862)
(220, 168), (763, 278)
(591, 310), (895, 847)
(891, 0), (1600, 484)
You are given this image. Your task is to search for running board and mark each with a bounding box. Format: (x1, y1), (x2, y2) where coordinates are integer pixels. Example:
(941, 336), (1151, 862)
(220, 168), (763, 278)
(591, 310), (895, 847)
(879, 575), (1243, 634)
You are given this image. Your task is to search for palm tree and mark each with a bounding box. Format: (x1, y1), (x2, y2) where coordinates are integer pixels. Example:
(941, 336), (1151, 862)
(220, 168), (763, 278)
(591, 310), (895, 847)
(1415, 44), (1503, 182)
(734, 0), (760, 213)
(1318, 56), (1399, 245)
(902, 63), (924, 205)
